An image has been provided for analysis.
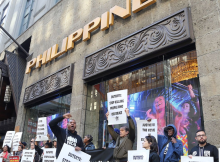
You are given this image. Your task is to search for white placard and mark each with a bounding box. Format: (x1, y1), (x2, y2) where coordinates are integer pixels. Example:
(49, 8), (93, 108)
(57, 143), (91, 162)
(181, 156), (214, 162)
(3, 131), (15, 148)
(43, 148), (56, 162)
(137, 119), (157, 150)
(36, 117), (48, 141)
(0, 158), (2, 162)
(12, 132), (23, 151)
(128, 150), (149, 162)
(107, 89), (128, 125)
(21, 150), (35, 162)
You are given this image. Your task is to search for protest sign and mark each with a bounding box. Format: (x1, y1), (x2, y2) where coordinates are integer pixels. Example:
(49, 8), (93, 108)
(36, 117), (48, 141)
(20, 150), (35, 162)
(181, 156), (213, 162)
(128, 150), (149, 162)
(3, 131), (15, 148)
(9, 156), (19, 162)
(137, 119), (157, 150)
(43, 148), (56, 162)
(107, 89), (128, 125)
(0, 158), (2, 162)
(12, 132), (23, 151)
(57, 143), (91, 162)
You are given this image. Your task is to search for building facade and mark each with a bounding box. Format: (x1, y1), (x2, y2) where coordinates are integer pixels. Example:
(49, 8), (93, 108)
(0, 0), (220, 155)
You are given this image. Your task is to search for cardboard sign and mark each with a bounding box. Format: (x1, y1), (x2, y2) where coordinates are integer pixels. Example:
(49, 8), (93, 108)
(43, 148), (56, 162)
(137, 119), (157, 150)
(181, 156), (214, 162)
(3, 131), (15, 148)
(128, 150), (149, 162)
(57, 143), (91, 162)
(12, 132), (23, 151)
(20, 150), (35, 162)
(107, 89), (128, 125)
(9, 156), (20, 162)
(36, 117), (48, 141)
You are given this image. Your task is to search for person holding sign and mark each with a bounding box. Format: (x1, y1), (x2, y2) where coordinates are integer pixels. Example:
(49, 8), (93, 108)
(0, 145), (11, 162)
(106, 108), (135, 162)
(49, 113), (84, 158)
(142, 136), (160, 162)
(30, 142), (40, 162)
(15, 145), (23, 160)
(188, 130), (218, 162)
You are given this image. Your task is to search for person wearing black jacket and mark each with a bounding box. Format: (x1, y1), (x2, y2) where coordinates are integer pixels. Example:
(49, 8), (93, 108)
(189, 130), (218, 162)
(49, 113), (84, 158)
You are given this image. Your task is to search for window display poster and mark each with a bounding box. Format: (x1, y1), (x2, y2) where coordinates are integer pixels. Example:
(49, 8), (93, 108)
(3, 131), (15, 148)
(20, 150), (35, 162)
(57, 143), (91, 162)
(181, 156), (213, 162)
(43, 148), (56, 162)
(12, 132), (23, 151)
(36, 117), (48, 141)
(137, 119), (157, 150)
(128, 150), (149, 162)
(107, 89), (128, 125)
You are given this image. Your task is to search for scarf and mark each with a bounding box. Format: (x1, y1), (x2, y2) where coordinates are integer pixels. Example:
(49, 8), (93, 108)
(3, 151), (8, 160)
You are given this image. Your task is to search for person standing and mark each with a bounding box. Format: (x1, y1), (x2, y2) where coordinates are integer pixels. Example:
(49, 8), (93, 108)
(105, 108), (135, 162)
(83, 135), (95, 150)
(15, 145), (23, 160)
(0, 145), (11, 162)
(189, 130), (218, 162)
(49, 113), (84, 158)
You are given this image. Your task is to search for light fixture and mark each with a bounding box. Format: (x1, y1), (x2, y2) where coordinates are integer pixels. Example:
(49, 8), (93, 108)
(4, 85), (11, 110)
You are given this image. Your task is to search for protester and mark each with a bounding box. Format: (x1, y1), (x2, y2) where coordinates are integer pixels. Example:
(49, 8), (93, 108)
(49, 113), (84, 158)
(84, 135), (95, 150)
(108, 128), (120, 148)
(53, 138), (57, 148)
(142, 136), (160, 162)
(15, 145), (23, 160)
(19, 142), (27, 150)
(105, 108), (135, 161)
(0, 145), (11, 162)
(189, 130), (218, 162)
(30, 142), (40, 162)
(35, 140), (52, 162)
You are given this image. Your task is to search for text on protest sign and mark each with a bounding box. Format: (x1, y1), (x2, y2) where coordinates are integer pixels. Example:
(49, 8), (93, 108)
(21, 150), (35, 162)
(57, 143), (91, 162)
(3, 131), (15, 148)
(128, 150), (149, 162)
(181, 156), (214, 162)
(137, 119), (157, 150)
(12, 132), (23, 151)
(9, 156), (20, 162)
(43, 148), (56, 162)
(36, 117), (48, 141)
(107, 89), (128, 125)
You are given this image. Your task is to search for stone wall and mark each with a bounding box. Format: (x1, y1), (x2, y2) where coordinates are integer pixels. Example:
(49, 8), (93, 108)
(2, 0), (220, 148)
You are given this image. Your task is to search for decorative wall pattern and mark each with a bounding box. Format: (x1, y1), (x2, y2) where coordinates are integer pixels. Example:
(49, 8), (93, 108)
(23, 64), (73, 105)
(83, 8), (194, 81)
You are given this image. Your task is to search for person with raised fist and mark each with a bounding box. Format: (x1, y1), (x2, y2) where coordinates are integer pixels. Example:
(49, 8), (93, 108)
(49, 113), (84, 158)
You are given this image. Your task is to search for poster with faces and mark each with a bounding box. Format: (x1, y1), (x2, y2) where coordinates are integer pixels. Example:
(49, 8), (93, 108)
(128, 150), (149, 162)
(57, 143), (91, 162)
(181, 156), (213, 162)
(43, 148), (56, 162)
(137, 119), (157, 150)
(36, 117), (49, 141)
(12, 132), (23, 151)
(107, 89), (128, 125)
(3, 131), (15, 148)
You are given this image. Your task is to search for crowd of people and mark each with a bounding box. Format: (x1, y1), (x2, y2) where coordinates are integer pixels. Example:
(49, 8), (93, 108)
(0, 108), (218, 162)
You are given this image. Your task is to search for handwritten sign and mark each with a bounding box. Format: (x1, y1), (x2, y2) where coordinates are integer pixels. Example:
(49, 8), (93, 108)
(128, 150), (149, 162)
(9, 156), (20, 162)
(137, 119), (157, 150)
(43, 148), (56, 162)
(107, 89), (128, 125)
(181, 156), (214, 162)
(20, 150), (35, 162)
(12, 132), (23, 151)
(57, 143), (91, 162)
(3, 131), (15, 148)
(36, 117), (48, 141)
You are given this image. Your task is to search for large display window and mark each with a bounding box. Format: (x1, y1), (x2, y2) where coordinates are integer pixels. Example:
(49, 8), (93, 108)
(84, 50), (202, 155)
(22, 93), (71, 148)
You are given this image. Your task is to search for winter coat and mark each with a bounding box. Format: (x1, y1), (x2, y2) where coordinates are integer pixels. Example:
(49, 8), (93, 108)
(85, 142), (95, 150)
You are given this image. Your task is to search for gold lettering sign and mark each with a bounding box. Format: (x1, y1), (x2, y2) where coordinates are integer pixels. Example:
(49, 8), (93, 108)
(25, 0), (156, 74)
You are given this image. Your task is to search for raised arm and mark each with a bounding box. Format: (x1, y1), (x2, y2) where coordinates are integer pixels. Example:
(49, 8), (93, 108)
(106, 111), (119, 141)
(125, 108), (135, 142)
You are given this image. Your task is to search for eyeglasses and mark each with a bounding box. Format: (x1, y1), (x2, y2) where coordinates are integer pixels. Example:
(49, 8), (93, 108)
(196, 134), (206, 138)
